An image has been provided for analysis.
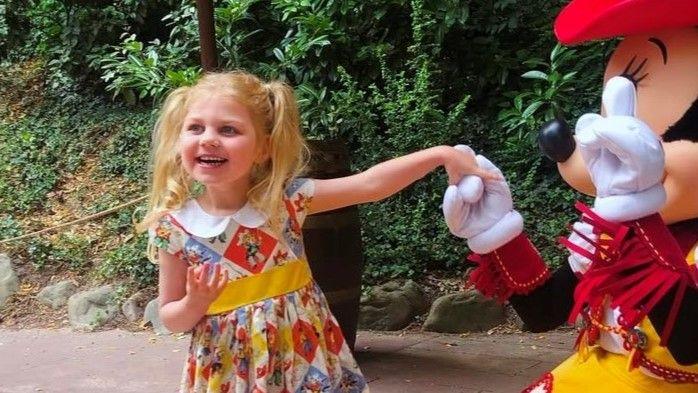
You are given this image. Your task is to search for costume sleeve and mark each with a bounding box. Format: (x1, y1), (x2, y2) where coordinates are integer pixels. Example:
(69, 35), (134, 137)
(467, 230), (579, 332)
(467, 233), (551, 302)
(648, 280), (698, 365)
(509, 264), (579, 332)
(148, 215), (187, 262)
(284, 178), (315, 227)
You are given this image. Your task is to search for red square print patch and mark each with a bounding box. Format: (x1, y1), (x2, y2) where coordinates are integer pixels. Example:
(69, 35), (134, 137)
(224, 227), (278, 273)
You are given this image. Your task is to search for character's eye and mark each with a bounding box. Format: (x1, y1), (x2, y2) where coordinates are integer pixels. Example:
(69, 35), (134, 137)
(619, 55), (649, 86)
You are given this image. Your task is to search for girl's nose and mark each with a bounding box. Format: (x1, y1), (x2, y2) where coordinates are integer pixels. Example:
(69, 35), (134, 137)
(200, 128), (220, 147)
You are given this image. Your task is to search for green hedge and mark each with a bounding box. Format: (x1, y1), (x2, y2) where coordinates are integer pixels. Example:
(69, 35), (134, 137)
(0, 0), (610, 284)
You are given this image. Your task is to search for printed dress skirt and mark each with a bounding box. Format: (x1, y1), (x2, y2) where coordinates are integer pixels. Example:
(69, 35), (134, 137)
(180, 280), (368, 393)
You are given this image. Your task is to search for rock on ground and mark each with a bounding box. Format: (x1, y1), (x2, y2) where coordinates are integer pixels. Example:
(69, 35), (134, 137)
(423, 289), (507, 333)
(359, 279), (431, 331)
(68, 285), (119, 331)
(37, 280), (78, 309)
(143, 298), (171, 335)
(0, 254), (19, 307)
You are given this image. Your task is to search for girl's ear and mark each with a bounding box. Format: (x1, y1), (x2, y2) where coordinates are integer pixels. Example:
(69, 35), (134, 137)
(255, 135), (271, 163)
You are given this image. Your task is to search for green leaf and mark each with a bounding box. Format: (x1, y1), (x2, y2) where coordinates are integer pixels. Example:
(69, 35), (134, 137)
(562, 71), (578, 81)
(521, 70), (548, 80)
(522, 101), (544, 118)
(273, 47), (285, 61)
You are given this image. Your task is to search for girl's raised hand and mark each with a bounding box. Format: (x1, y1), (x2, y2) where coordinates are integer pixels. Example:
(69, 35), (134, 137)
(185, 263), (229, 307)
(443, 145), (502, 185)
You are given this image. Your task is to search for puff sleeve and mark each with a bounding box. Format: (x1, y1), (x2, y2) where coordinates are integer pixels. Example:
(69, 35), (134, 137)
(284, 178), (315, 227)
(148, 215), (188, 261)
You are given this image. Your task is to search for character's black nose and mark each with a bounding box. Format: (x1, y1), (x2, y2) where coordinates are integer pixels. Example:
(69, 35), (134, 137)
(538, 118), (576, 162)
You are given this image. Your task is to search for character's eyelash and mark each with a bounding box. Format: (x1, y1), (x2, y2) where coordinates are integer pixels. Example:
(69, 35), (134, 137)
(620, 55), (649, 86)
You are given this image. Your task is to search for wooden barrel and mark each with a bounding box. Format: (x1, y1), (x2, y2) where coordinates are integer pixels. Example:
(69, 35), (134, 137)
(303, 139), (364, 350)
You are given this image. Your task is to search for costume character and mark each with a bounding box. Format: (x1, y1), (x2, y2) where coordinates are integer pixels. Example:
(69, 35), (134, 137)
(443, 1), (698, 391)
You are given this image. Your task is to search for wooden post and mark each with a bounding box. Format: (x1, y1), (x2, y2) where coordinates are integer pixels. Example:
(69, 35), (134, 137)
(195, 0), (217, 71)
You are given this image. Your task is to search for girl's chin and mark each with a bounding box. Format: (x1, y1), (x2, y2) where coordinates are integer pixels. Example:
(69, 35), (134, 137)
(193, 175), (231, 185)
(190, 172), (246, 189)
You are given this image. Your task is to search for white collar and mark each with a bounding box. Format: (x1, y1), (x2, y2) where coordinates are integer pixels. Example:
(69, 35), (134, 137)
(170, 199), (267, 238)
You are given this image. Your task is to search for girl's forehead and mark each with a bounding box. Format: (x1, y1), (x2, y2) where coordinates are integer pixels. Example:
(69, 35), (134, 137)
(185, 94), (252, 121)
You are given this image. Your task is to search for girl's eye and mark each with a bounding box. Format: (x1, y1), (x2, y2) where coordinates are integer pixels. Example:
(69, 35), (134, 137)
(220, 126), (238, 135)
(187, 124), (204, 133)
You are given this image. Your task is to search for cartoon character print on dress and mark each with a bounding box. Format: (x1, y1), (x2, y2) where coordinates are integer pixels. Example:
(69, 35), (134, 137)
(209, 344), (233, 391)
(251, 302), (274, 383)
(293, 319), (320, 364)
(224, 226), (278, 274)
(323, 319), (344, 355)
(184, 237), (223, 266)
(150, 217), (186, 260)
(339, 367), (368, 393)
(208, 232), (228, 246)
(273, 250), (291, 266)
(264, 321), (285, 387)
(283, 178), (313, 258)
(296, 366), (331, 393)
(283, 200), (305, 258)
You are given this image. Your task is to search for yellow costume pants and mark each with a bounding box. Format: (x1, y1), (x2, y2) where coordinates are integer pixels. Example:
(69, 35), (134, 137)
(527, 346), (696, 392)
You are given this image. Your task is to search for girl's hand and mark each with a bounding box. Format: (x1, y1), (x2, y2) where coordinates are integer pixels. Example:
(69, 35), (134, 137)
(185, 263), (229, 308)
(442, 145), (502, 185)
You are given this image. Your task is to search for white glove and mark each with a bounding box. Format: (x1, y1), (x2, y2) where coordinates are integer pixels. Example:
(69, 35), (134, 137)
(566, 221), (597, 274)
(443, 146), (523, 254)
(575, 76), (666, 222)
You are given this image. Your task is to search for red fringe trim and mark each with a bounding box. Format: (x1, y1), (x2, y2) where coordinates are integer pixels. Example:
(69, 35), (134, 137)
(563, 202), (698, 346)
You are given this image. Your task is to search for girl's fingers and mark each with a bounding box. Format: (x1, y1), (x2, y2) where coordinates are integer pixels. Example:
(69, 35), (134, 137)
(208, 264), (221, 287)
(197, 264), (209, 282)
(448, 166), (501, 184)
(186, 266), (197, 289)
(216, 270), (229, 293)
(476, 167), (503, 181)
(447, 171), (459, 185)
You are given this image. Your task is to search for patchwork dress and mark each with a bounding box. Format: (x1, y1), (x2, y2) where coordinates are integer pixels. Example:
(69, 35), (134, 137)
(149, 178), (368, 393)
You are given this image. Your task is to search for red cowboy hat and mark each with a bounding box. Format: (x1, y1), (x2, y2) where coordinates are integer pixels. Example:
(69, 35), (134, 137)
(555, 0), (698, 45)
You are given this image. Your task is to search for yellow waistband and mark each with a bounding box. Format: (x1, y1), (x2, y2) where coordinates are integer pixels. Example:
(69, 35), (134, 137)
(206, 259), (313, 315)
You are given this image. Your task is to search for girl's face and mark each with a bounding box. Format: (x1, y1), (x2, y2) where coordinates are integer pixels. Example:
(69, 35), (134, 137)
(179, 94), (268, 190)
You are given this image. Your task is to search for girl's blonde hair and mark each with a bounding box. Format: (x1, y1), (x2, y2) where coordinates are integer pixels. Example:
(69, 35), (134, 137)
(137, 71), (309, 259)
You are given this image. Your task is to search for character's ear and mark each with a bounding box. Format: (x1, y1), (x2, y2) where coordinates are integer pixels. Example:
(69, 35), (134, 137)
(663, 97), (698, 142)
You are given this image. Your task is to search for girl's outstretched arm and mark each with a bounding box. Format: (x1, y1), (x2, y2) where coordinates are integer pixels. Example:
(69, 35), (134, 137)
(309, 145), (498, 214)
(158, 250), (228, 333)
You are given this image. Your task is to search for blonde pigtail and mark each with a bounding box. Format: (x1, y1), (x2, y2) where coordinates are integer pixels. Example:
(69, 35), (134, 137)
(248, 81), (309, 232)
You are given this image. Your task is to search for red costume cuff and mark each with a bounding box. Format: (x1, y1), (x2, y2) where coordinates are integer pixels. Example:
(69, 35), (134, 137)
(467, 233), (550, 302)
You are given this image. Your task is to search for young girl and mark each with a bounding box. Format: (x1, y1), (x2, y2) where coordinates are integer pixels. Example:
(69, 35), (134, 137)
(138, 71), (496, 393)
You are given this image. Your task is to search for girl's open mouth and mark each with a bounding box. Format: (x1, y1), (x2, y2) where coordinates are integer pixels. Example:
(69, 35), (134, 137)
(196, 155), (228, 167)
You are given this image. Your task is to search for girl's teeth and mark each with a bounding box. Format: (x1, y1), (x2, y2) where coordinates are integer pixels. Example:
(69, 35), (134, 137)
(197, 156), (227, 167)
